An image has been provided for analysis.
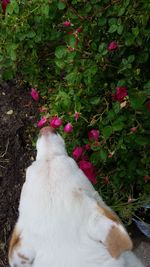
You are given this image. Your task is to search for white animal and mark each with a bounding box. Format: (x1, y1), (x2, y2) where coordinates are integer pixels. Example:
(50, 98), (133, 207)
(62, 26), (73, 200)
(8, 126), (145, 267)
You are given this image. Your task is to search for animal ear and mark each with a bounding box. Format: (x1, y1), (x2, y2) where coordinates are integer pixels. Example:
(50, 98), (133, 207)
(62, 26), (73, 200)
(97, 205), (133, 258)
(104, 223), (133, 258)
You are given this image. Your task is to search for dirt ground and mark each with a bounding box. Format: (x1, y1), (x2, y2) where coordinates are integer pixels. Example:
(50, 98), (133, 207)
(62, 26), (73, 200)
(0, 80), (149, 267)
(0, 80), (38, 266)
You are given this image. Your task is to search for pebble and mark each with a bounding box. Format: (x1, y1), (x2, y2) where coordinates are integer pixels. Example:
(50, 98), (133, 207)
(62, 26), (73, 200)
(6, 110), (13, 115)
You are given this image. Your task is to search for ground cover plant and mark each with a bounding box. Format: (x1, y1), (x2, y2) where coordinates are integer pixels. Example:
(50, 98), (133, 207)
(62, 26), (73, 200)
(0, 0), (150, 224)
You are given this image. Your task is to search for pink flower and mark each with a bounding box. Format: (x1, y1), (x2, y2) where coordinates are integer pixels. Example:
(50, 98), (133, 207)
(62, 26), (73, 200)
(72, 146), (83, 161)
(50, 117), (62, 128)
(108, 41), (118, 51)
(67, 31), (73, 35)
(102, 176), (110, 185)
(81, 154), (89, 161)
(76, 27), (82, 33)
(67, 46), (75, 52)
(116, 87), (128, 102)
(147, 100), (150, 111)
(130, 127), (137, 133)
(37, 117), (47, 128)
(31, 88), (39, 101)
(74, 111), (80, 121)
(88, 129), (100, 141)
(79, 160), (97, 184)
(64, 123), (73, 133)
(2, 0), (10, 13)
(63, 21), (71, 27)
(112, 93), (117, 101)
(144, 175), (150, 183)
(85, 144), (91, 151)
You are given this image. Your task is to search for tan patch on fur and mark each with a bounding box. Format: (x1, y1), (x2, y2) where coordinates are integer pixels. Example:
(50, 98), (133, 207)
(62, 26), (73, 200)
(8, 226), (21, 260)
(72, 188), (82, 199)
(39, 126), (55, 136)
(105, 225), (133, 258)
(97, 203), (133, 257)
(97, 204), (120, 223)
(18, 252), (29, 261)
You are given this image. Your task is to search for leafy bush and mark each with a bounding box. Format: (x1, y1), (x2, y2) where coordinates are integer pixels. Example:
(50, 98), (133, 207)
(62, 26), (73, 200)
(1, 0), (150, 223)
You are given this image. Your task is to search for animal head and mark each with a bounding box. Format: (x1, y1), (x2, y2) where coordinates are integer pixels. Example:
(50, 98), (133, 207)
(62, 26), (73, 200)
(36, 126), (67, 160)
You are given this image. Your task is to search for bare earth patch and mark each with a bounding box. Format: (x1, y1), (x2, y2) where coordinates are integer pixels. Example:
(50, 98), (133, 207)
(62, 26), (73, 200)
(0, 80), (38, 266)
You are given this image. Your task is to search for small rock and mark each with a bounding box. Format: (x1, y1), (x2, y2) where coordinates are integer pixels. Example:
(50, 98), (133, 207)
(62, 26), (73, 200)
(6, 110), (13, 115)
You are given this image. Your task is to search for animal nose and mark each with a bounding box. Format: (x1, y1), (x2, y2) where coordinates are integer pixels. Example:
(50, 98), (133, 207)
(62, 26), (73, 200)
(40, 126), (55, 136)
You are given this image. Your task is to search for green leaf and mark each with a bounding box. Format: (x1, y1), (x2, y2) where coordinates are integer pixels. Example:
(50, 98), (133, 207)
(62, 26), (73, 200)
(91, 42), (97, 51)
(65, 71), (78, 84)
(3, 70), (14, 80)
(99, 149), (107, 161)
(130, 93), (146, 109)
(138, 52), (149, 64)
(0, 54), (3, 62)
(55, 59), (65, 69)
(27, 31), (36, 38)
(85, 3), (92, 13)
(132, 27), (139, 37)
(122, 58), (128, 65)
(125, 34), (135, 46)
(144, 81), (150, 94)
(117, 25), (124, 35)
(17, 33), (26, 41)
(112, 121), (124, 131)
(90, 152), (100, 165)
(108, 24), (118, 33)
(6, 44), (17, 61)
(90, 97), (100, 105)
(108, 18), (117, 26)
(10, 50), (16, 61)
(107, 110), (116, 121)
(6, 0), (19, 14)
(128, 55), (135, 63)
(67, 35), (77, 48)
(41, 4), (49, 17)
(56, 91), (71, 109)
(113, 102), (120, 114)
(98, 17), (107, 26)
(118, 7), (125, 16)
(55, 46), (67, 59)
(57, 2), (66, 10)
(102, 126), (113, 138)
(98, 42), (107, 55)
(135, 136), (149, 146)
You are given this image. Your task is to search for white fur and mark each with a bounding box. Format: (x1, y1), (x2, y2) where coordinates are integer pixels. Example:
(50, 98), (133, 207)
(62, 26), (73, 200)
(9, 131), (145, 267)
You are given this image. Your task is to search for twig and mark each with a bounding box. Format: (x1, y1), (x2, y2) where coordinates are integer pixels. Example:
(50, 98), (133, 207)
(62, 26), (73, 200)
(0, 164), (6, 169)
(0, 138), (9, 158)
(64, 1), (85, 21)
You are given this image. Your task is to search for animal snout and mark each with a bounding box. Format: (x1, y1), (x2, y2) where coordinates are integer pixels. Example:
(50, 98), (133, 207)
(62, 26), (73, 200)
(40, 126), (55, 136)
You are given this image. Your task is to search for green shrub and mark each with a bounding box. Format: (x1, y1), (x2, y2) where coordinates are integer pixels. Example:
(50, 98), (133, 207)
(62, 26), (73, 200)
(1, 0), (150, 223)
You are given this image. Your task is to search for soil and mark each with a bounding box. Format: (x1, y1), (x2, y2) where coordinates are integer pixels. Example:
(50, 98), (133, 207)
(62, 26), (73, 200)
(0, 80), (149, 267)
(0, 80), (38, 266)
